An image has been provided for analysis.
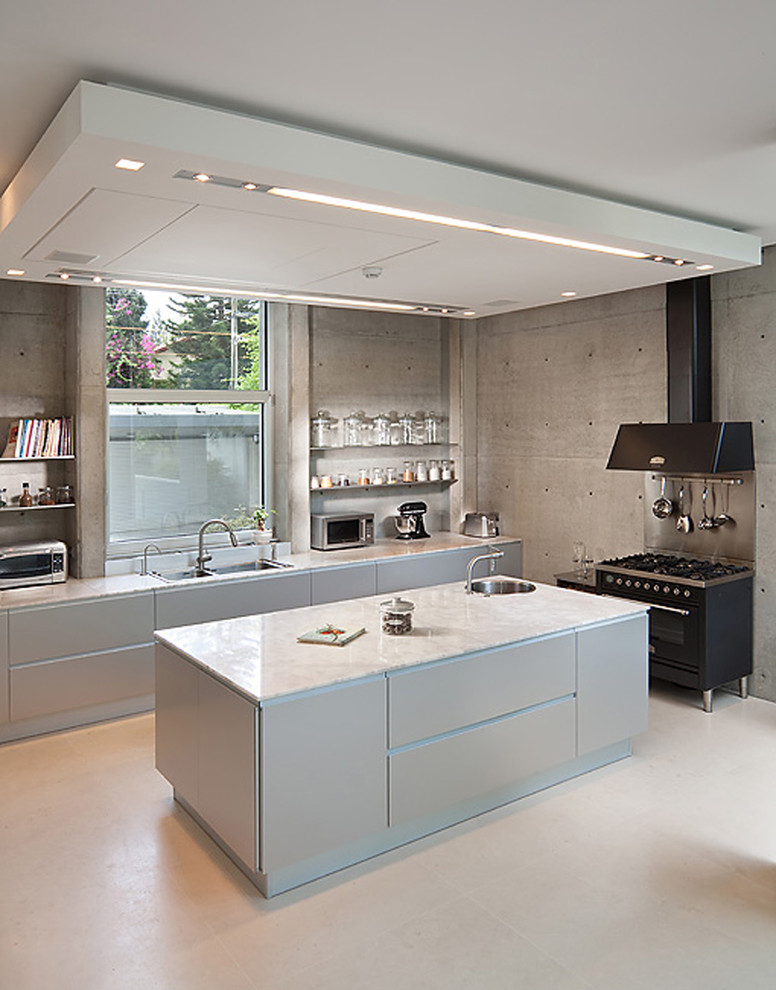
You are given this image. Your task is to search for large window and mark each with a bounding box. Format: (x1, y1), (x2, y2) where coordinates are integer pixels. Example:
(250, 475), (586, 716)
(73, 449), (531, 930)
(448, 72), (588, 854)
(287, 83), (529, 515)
(106, 290), (270, 554)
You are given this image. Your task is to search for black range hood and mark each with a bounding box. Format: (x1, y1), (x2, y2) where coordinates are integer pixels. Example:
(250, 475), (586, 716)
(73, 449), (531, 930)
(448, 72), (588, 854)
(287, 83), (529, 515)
(606, 421), (754, 473)
(607, 278), (755, 474)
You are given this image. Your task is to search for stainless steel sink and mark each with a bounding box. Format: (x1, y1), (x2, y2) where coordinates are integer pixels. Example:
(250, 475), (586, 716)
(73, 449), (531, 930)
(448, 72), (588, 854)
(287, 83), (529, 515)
(470, 578), (536, 596)
(204, 560), (293, 575)
(151, 559), (293, 583)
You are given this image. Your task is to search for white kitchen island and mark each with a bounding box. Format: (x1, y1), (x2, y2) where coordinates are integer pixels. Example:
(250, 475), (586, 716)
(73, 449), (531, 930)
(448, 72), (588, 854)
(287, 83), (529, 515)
(155, 580), (649, 897)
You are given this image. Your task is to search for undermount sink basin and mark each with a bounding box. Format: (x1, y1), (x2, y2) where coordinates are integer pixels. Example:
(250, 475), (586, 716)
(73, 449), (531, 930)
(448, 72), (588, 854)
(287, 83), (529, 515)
(470, 578), (536, 596)
(151, 559), (293, 583)
(205, 560), (293, 575)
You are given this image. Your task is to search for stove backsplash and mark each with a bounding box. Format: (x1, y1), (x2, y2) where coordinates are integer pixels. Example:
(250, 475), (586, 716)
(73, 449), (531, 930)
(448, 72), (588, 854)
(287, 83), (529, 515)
(643, 472), (755, 565)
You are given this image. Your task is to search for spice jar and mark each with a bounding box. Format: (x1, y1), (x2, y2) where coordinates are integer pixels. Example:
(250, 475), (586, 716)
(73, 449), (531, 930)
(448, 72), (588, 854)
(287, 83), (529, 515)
(428, 459), (440, 481)
(38, 486), (55, 506)
(380, 596), (415, 636)
(386, 467), (398, 484)
(441, 459), (454, 481)
(357, 468), (370, 486)
(372, 467), (385, 485)
(402, 460), (414, 483)
(415, 459), (428, 482)
(55, 484), (74, 504)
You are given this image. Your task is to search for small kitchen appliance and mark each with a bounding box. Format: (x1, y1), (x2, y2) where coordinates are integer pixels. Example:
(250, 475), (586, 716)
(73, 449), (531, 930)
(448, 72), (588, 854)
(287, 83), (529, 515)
(311, 512), (374, 551)
(394, 501), (430, 540)
(463, 512), (500, 538)
(0, 539), (68, 589)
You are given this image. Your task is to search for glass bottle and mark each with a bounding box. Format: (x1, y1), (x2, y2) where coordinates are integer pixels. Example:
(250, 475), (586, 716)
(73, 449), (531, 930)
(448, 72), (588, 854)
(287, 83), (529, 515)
(403, 460), (414, 483)
(20, 482), (33, 507)
(428, 459), (440, 482)
(415, 459), (428, 482)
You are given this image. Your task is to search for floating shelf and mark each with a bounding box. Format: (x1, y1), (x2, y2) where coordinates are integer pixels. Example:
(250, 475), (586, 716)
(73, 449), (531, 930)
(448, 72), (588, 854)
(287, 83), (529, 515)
(1, 455), (75, 463)
(311, 443), (457, 453)
(0, 503), (75, 512)
(311, 479), (457, 494)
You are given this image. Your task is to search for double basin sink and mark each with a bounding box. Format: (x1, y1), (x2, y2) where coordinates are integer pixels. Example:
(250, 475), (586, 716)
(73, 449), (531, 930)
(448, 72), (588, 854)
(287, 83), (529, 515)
(150, 559), (294, 583)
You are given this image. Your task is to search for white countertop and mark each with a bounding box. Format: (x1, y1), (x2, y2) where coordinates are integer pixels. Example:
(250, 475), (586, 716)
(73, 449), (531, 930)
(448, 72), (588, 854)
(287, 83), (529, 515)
(0, 533), (516, 610)
(155, 579), (648, 703)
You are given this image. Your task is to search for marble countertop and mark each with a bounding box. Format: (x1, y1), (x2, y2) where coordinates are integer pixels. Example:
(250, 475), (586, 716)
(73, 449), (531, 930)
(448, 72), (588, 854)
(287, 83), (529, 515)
(156, 579), (648, 704)
(0, 533), (517, 610)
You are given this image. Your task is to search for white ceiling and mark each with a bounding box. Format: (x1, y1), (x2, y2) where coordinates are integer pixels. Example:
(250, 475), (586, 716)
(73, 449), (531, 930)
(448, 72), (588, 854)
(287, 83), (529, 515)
(2, 1), (776, 316)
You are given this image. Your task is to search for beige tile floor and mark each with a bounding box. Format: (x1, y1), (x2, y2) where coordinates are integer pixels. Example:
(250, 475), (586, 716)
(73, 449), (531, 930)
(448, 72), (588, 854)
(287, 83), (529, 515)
(1, 681), (775, 990)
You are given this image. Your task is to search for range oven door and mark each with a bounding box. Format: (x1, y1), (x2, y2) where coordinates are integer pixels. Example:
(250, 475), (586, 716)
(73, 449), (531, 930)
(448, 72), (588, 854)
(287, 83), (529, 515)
(647, 600), (701, 681)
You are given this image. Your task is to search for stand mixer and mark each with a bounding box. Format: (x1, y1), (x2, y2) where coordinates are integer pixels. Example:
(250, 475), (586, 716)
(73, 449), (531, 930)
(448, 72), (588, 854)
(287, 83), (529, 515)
(394, 501), (431, 540)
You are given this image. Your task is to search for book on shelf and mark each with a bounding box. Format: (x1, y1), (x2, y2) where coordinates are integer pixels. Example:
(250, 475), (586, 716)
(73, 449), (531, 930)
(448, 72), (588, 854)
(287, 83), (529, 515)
(2, 417), (73, 458)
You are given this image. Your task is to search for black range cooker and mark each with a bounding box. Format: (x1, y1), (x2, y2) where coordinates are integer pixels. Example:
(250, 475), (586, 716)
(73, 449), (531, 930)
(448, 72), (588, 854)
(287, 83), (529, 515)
(595, 552), (753, 712)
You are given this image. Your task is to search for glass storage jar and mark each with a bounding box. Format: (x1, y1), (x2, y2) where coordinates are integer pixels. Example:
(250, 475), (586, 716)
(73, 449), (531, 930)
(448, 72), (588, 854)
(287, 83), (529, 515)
(380, 596), (415, 636)
(372, 413), (391, 446)
(428, 459), (440, 481)
(343, 412), (363, 447)
(55, 485), (74, 504)
(37, 486), (55, 506)
(310, 410), (337, 448)
(402, 460), (414, 482)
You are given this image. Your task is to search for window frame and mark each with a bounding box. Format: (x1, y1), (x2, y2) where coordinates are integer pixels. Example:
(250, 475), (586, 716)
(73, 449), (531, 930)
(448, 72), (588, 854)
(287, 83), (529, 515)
(105, 298), (272, 559)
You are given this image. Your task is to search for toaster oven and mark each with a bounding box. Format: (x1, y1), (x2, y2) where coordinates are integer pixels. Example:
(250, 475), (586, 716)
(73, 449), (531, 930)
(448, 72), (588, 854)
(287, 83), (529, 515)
(0, 539), (68, 589)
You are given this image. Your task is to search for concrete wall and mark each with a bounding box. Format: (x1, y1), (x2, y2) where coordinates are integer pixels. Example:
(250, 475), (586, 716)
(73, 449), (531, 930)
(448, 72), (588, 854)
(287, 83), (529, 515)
(712, 245), (776, 701)
(475, 285), (667, 580)
(308, 307), (457, 538)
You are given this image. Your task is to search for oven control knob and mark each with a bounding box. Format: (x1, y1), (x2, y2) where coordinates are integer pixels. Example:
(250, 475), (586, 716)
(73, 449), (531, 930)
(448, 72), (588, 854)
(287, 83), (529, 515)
(663, 585), (670, 594)
(634, 581), (641, 588)
(625, 579), (632, 587)
(684, 589), (691, 598)
(615, 578), (623, 585)
(643, 582), (651, 591)
(673, 587), (681, 595)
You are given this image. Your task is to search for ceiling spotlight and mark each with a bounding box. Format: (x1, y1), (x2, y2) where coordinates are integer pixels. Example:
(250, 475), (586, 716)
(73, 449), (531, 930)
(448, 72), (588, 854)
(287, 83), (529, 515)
(674, 259), (686, 266)
(6, 269), (24, 276)
(462, 310), (476, 317)
(243, 182), (258, 191)
(115, 158), (145, 171)
(193, 173), (211, 183)
(696, 263), (714, 271)
(92, 276), (103, 284)
(561, 291), (577, 297)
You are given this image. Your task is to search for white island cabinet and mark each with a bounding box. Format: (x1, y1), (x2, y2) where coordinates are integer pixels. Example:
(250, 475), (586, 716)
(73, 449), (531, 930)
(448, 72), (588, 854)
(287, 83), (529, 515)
(155, 580), (648, 897)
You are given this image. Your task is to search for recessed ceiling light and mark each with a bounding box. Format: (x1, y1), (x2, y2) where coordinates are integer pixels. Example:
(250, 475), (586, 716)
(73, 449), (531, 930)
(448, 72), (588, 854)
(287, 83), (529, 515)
(193, 173), (211, 183)
(696, 264), (714, 271)
(266, 187), (651, 260)
(243, 182), (258, 191)
(462, 310), (476, 317)
(115, 158), (145, 171)
(674, 259), (686, 266)
(6, 268), (24, 276)
(92, 276), (103, 284)
(561, 291), (577, 297)
(59, 273), (70, 280)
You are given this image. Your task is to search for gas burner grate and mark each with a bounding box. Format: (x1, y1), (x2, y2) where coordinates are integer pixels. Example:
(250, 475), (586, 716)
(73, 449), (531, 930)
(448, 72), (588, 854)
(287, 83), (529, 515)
(598, 553), (749, 581)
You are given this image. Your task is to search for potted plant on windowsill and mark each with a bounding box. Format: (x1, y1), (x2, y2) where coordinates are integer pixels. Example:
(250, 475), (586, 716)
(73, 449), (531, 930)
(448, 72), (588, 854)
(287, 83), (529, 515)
(253, 506), (276, 544)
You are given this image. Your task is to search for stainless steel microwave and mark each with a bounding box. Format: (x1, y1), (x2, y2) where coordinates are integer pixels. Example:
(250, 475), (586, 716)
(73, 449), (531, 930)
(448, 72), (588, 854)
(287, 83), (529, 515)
(311, 513), (374, 551)
(0, 539), (68, 589)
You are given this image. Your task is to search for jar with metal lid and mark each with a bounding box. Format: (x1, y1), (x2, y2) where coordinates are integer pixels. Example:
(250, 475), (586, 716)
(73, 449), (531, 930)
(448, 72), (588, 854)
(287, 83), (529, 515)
(415, 459), (428, 482)
(386, 466), (398, 484)
(55, 485), (74, 504)
(424, 411), (441, 444)
(398, 412), (414, 445)
(357, 468), (370, 486)
(380, 596), (415, 635)
(372, 467), (385, 485)
(37, 486), (55, 506)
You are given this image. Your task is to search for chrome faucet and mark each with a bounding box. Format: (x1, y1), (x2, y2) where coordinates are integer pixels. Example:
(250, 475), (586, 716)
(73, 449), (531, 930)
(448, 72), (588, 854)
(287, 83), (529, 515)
(196, 519), (238, 572)
(466, 548), (505, 594)
(141, 542), (162, 576)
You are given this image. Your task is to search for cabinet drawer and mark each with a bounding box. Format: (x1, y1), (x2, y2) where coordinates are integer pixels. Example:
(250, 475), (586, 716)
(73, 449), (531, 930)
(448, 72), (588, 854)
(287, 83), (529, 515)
(155, 572), (311, 630)
(390, 697), (575, 826)
(10, 643), (154, 721)
(389, 633), (575, 748)
(310, 562), (377, 605)
(9, 593), (154, 665)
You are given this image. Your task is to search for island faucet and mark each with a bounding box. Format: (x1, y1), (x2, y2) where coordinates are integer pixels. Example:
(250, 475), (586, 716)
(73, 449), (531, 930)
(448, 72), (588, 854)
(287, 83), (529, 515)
(466, 548), (505, 594)
(196, 519), (238, 572)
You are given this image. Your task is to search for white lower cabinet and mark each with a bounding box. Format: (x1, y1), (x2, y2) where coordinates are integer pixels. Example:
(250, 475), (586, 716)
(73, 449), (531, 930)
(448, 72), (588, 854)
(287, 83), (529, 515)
(259, 678), (387, 872)
(0, 611), (8, 724)
(576, 614), (649, 755)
